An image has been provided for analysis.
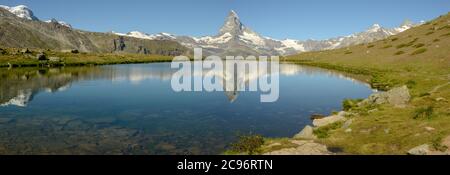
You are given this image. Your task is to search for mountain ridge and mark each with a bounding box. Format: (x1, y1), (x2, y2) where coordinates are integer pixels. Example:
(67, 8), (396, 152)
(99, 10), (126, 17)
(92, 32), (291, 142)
(115, 10), (420, 56)
(0, 5), (421, 56)
(0, 6), (188, 56)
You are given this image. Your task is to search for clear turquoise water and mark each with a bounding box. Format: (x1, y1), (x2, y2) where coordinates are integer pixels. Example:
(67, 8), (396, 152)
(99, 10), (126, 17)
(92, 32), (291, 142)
(0, 63), (373, 154)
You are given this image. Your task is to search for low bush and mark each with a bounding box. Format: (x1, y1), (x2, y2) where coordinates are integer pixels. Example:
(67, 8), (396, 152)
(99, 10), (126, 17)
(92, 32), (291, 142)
(411, 48), (427, 55)
(414, 43), (425, 48)
(313, 122), (343, 138)
(413, 106), (434, 119)
(230, 134), (265, 155)
(381, 45), (392, 49)
(406, 80), (417, 88)
(343, 98), (364, 111)
(394, 51), (405, 55)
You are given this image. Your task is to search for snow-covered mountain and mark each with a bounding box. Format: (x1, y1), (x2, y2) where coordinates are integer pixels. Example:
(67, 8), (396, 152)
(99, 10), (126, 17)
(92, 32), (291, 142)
(0, 5), (72, 28)
(45, 18), (72, 28)
(0, 5), (419, 56)
(113, 31), (175, 40)
(0, 5), (38, 20)
(114, 10), (419, 56)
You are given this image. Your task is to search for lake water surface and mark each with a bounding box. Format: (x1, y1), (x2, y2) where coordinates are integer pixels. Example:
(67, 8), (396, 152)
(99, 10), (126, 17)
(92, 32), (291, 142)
(0, 62), (373, 154)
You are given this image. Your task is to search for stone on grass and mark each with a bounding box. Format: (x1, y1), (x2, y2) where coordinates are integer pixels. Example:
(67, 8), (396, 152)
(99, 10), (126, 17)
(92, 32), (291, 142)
(293, 125), (317, 140)
(264, 140), (332, 155)
(313, 115), (346, 127)
(407, 144), (431, 155)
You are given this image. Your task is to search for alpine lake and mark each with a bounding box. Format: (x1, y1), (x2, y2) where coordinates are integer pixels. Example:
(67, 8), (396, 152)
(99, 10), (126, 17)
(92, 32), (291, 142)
(0, 62), (373, 154)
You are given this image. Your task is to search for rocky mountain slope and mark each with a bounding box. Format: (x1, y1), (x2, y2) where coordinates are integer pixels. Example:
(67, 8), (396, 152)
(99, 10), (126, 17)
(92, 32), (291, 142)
(0, 5), (188, 56)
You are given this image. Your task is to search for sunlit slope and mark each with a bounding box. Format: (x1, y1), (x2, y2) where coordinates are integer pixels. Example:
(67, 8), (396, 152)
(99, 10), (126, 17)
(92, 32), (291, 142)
(283, 12), (450, 154)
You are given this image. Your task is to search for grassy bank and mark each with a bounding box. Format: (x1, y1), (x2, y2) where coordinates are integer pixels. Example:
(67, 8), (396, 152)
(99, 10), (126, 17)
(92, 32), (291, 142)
(0, 47), (176, 67)
(275, 13), (450, 154)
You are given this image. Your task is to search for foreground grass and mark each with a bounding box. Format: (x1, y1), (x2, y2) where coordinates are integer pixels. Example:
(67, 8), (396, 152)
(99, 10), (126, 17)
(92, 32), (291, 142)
(279, 12), (450, 154)
(0, 47), (175, 67)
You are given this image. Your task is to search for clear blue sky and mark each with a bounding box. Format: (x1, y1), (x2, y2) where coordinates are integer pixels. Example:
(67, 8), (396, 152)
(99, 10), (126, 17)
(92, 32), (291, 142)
(1, 0), (449, 40)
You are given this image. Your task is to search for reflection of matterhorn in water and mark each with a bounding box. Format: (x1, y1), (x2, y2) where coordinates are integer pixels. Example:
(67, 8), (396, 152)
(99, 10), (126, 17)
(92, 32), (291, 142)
(196, 60), (280, 103)
(223, 64), (239, 103)
(0, 63), (372, 107)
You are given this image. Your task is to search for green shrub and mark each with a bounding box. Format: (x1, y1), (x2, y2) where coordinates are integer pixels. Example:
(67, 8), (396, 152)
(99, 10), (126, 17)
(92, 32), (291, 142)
(406, 80), (417, 88)
(367, 45), (375, 48)
(433, 39), (440, 42)
(441, 32), (450, 37)
(344, 50), (353, 54)
(396, 43), (412, 49)
(342, 98), (363, 111)
(411, 48), (427, 55)
(432, 136), (448, 152)
(413, 106), (434, 119)
(409, 38), (419, 44)
(230, 134), (265, 155)
(437, 25), (450, 30)
(394, 51), (405, 55)
(425, 31), (434, 35)
(419, 92), (431, 97)
(313, 122), (343, 138)
(391, 38), (399, 41)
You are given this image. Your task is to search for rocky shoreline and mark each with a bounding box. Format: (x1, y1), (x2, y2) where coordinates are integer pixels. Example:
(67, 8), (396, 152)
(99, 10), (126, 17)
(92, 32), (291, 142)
(263, 85), (450, 155)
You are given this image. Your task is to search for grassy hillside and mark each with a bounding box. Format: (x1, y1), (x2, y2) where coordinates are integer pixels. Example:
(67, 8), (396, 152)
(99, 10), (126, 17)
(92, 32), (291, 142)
(0, 8), (188, 56)
(0, 47), (175, 67)
(283, 12), (450, 154)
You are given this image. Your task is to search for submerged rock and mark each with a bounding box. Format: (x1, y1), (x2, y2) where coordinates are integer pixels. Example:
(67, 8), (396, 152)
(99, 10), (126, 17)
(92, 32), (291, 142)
(294, 125), (317, 140)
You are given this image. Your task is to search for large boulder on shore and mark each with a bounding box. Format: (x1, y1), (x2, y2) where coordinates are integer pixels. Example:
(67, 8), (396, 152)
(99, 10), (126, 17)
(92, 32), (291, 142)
(313, 114), (346, 127)
(294, 125), (317, 140)
(362, 85), (410, 107)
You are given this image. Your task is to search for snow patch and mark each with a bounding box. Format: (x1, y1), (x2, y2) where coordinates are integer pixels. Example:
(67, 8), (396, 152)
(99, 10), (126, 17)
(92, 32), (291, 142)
(239, 31), (265, 46)
(0, 5), (38, 20)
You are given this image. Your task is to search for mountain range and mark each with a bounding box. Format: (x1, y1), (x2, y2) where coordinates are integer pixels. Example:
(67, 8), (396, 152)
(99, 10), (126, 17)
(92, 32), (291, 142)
(1, 5), (420, 56)
(115, 10), (421, 56)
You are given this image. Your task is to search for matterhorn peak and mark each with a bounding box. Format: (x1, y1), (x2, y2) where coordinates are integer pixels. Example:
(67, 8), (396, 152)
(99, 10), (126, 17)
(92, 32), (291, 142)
(229, 10), (239, 19)
(219, 10), (245, 35)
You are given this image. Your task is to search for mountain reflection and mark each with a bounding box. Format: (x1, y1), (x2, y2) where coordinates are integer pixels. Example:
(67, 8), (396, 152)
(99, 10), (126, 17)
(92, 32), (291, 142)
(0, 63), (370, 107)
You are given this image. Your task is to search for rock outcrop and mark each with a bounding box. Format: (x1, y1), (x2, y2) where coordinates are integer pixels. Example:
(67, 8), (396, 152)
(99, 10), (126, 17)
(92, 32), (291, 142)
(264, 140), (332, 155)
(361, 85), (410, 107)
(313, 112), (347, 127)
(294, 125), (317, 140)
